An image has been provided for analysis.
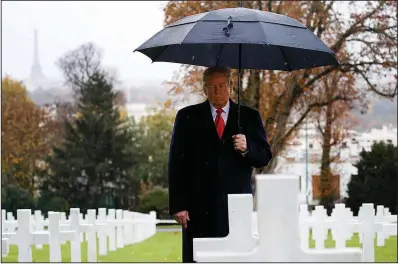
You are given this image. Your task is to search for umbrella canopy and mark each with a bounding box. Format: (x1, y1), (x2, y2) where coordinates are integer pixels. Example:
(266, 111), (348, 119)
(134, 7), (339, 132)
(134, 7), (339, 71)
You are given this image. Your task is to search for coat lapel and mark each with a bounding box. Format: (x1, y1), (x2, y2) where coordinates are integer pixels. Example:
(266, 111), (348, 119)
(201, 100), (220, 141)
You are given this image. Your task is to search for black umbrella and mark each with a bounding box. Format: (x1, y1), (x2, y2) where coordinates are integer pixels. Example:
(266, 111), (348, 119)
(134, 5), (339, 132)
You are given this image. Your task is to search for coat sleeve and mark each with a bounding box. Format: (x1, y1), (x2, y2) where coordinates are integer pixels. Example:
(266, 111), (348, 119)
(168, 110), (189, 216)
(244, 110), (273, 168)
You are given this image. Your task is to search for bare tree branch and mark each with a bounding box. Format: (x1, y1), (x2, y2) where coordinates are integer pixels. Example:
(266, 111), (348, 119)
(356, 68), (397, 98)
(283, 94), (353, 142)
(317, 117), (325, 137)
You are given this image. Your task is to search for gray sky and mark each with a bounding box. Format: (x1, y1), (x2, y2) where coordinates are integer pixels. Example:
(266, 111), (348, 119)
(2, 1), (181, 86)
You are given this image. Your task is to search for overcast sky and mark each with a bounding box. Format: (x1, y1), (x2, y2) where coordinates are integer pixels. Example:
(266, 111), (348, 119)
(2, 1), (181, 87)
(1, 1), (394, 90)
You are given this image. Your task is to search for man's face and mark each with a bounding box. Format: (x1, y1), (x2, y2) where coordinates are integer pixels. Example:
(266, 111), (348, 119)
(204, 73), (231, 109)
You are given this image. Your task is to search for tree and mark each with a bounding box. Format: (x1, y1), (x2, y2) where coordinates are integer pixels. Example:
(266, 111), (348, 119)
(1, 76), (58, 193)
(42, 43), (137, 211)
(344, 141), (397, 216)
(313, 70), (359, 206)
(130, 105), (177, 188)
(163, 1), (397, 174)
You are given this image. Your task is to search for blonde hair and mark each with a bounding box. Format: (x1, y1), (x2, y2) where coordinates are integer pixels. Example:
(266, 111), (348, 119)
(202, 67), (233, 88)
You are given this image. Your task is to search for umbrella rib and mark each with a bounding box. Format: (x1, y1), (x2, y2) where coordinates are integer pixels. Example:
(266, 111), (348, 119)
(215, 44), (224, 67)
(150, 45), (170, 63)
(278, 46), (291, 71)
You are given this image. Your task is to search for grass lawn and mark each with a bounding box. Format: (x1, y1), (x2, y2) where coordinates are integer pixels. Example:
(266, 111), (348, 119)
(309, 231), (397, 263)
(2, 231), (396, 262)
(157, 224), (181, 229)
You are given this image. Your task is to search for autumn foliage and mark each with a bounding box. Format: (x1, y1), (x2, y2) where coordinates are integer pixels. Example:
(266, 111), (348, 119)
(1, 76), (58, 191)
(163, 1), (397, 174)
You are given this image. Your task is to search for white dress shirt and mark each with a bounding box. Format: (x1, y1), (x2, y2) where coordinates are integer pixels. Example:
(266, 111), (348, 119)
(209, 100), (248, 156)
(209, 100), (230, 125)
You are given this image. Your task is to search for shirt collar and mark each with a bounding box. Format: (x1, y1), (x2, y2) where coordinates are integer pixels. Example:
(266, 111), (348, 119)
(210, 100), (230, 114)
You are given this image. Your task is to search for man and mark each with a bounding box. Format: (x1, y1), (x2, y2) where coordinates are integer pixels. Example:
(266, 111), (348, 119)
(168, 67), (272, 262)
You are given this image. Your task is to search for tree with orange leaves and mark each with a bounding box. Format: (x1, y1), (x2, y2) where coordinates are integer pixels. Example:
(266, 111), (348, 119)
(163, 0), (397, 175)
(311, 70), (360, 206)
(1, 76), (58, 193)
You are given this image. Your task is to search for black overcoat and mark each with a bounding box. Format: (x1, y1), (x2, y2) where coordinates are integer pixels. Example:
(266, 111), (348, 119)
(168, 99), (272, 262)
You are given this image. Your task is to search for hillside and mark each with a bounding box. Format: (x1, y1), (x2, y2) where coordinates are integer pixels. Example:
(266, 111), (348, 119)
(28, 86), (396, 131)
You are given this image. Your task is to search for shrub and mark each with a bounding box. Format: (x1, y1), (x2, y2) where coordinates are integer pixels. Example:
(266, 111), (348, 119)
(136, 186), (169, 218)
(344, 141), (397, 215)
(36, 192), (69, 217)
(1, 185), (36, 217)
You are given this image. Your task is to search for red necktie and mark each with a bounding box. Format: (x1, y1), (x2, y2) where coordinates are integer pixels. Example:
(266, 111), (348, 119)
(215, 108), (225, 139)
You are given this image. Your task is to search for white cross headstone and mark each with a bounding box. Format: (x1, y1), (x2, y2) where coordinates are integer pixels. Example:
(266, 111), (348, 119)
(97, 208), (108, 256)
(69, 208), (83, 262)
(194, 174), (362, 262)
(2, 209), (49, 262)
(86, 209), (98, 262)
(116, 209), (124, 248)
(131, 212), (144, 243)
(330, 204), (352, 249)
(5, 212), (17, 233)
(2, 210), (6, 234)
(383, 208), (391, 217)
(48, 212), (61, 261)
(382, 223), (397, 238)
(68, 208), (96, 262)
(107, 209), (117, 251)
(193, 194), (258, 259)
(2, 238), (9, 256)
(48, 212), (76, 262)
(60, 212), (67, 223)
(7, 212), (15, 221)
(149, 211), (157, 238)
(123, 210), (133, 245)
(357, 203), (376, 262)
(299, 204), (310, 250)
(375, 205), (385, 246)
(33, 210), (45, 249)
(312, 206), (329, 249)
(344, 207), (355, 240)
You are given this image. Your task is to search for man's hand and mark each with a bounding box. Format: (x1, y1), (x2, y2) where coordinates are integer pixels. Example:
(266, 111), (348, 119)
(232, 134), (248, 153)
(173, 210), (190, 228)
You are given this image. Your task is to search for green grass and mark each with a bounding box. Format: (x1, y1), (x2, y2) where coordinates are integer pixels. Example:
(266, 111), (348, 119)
(2, 231), (396, 262)
(157, 224), (181, 229)
(2, 232), (182, 263)
(309, 231), (397, 262)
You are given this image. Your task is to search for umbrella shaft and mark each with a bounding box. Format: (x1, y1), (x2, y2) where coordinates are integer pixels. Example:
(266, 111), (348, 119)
(238, 44), (242, 134)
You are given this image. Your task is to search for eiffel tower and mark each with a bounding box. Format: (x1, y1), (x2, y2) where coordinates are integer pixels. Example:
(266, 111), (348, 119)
(26, 29), (46, 91)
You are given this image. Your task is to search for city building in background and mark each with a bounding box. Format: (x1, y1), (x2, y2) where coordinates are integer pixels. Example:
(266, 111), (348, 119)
(275, 122), (397, 205)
